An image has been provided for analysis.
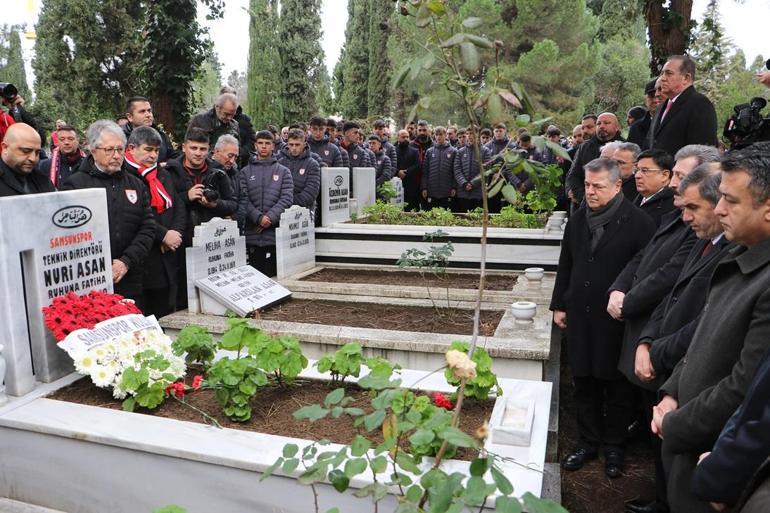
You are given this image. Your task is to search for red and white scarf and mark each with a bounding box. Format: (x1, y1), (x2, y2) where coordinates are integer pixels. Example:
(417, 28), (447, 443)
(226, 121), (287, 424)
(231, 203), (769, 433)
(124, 150), (173, 213)
(49, 146), (86, 187)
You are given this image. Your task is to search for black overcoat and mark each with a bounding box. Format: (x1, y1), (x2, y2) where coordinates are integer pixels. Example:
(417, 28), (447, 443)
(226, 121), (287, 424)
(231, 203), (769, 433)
(550, 197), (656, 379)
(649, 85), (718, 157)
(634, 186), (677, 227)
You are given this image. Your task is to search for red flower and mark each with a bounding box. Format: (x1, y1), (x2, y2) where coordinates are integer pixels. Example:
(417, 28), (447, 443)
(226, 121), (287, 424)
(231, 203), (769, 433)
(192, 375), (203, 390)
(433, 392), (453, 410)
(165, 382), (186, 398)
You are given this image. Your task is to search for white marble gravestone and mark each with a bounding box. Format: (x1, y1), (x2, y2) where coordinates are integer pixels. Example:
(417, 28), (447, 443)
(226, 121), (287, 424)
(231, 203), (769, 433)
(275, 206), (315, 279)
(320, 167), (350, 227)
(389, 176), (405, 208)
(196, 266), (291, 317)
(351, 167), (376, 217)
(185, 218), (247, 314)
(0, 190), (112, 396)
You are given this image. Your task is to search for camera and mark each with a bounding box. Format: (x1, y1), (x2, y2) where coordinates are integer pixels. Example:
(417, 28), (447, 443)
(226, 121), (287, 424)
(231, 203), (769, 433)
(724, 96), (770, 150)
(0, 82), (18, 103)
(202, 187), (219, 202)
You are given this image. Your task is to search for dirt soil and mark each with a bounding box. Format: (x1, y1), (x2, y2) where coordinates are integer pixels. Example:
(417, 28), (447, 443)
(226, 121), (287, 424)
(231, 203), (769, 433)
(300, 268), (518, 291)
(48, 377), (493, 462)
(257, 299), (503, 337)
(558, 336), (656, 513)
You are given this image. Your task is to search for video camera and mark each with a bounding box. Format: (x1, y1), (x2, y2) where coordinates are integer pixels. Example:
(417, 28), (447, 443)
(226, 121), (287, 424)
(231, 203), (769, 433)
(724, 60), (770, 150)
(0, 83), (18, 104)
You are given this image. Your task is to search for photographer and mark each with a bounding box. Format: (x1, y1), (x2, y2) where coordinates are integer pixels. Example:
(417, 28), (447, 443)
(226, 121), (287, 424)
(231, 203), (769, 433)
(1, 83), (40, 135)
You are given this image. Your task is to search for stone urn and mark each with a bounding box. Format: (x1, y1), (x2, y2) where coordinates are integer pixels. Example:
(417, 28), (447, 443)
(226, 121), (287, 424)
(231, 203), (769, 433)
(524, 267), (545, 283)
(511, 301), (537, 324)
(0, 343), (7, 406)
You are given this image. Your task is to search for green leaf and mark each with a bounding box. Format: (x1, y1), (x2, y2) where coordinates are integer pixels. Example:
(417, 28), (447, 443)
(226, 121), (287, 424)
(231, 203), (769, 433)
(501, 184), (518, 204)
(364, 410), (386, 431)
(406, 484), (423, 503)
(370, 455), (388, 474)
(260, 457), (284, 481)
(470, 457), (491, 477)
(350, 435), (371, 457)
(298, 465), (327, 485)
(396, 452), (422, 474)
(282, 444), (298, 458)
(464, 475), (488, 505)
(426, 0), (447, 15)
(488, 93), (505, 124)
(392, 64), (410, 89)
(460, 42), (480, 74)
(462, 17), (483, 29)
(515, 114), (531, 126)
(495, 496), (523, 513)
(521, 493), (569, 513)
(282, 458), (299, 474)
(324, 388), (346, 407)
(440, 33), (467, 48)
(122, 397), (136, 412)
(326, 509), (340, 513)
(491, 466), (514, 495)
(344, 458), (368, 478)
(466, 34), (494, 49)
(329, 469), (350, 493)
(409, 429), (436, 446)
(488, 177), (505, 198)
(440, 427), (478, 448)
(293, 404), (329, 421)
(153, 507), (187, 513)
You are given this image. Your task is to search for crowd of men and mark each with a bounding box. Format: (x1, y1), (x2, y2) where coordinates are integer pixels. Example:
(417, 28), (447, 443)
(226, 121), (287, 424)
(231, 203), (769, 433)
(1, 53), (769, 513)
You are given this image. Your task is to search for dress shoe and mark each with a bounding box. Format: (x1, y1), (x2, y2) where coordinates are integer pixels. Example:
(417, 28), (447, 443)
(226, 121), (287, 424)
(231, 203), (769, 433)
(604, 449), (624, 478)
(562, 447), (598, 471)
(624, 498), (669, 513)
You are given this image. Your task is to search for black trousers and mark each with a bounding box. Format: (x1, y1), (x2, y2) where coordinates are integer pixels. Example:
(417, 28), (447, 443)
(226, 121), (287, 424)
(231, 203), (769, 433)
(573, 375), (635, 452)
(143, 285), (177, 319)
(247, 245), (277, 278)
(641, 387), (669, 507)
(456, 198), (482, 212)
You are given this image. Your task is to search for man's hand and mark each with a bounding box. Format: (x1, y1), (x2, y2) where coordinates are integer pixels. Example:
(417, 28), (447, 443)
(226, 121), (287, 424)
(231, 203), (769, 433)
(200, 196), (217, 209)
(187, 184), (204, 202)
(421, 190), (428, 200)
(553, 310), (567, 329)
(112, 259), (129, 284)
(259, 214), (272, 229)
(398, 170), (406, 179)
(162, 229), (182, 251)
(635, 343), (656, 382)
(651, 395), (678, 438)
(2, 94), (24, 108)
(464, 182), (473, 191)
(607, 290), (625, 320)
(757, 70), (770, 88)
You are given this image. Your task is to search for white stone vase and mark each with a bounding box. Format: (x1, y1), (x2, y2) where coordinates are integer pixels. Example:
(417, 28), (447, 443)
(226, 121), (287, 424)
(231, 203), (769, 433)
(524, 267), (545, 282)
(511, 301), (537, 324)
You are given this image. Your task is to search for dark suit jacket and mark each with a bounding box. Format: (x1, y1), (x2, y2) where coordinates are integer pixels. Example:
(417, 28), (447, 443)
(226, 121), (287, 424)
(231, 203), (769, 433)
(660, 237), (770, 513)
(550, 197), (656, 379)
(628, 112), (652, 150)
(691, 347), (770, 506)
(621, 176), (637, 201)
(612, 211), (697, 387)
(0, 159), (56, 196)
(641, 237), (735, 384)
(634, 186), (677, 227)
(650, 85), (718, 157)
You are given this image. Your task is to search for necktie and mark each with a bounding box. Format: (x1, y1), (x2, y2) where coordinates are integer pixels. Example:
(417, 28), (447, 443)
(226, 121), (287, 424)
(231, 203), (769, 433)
(702, 241), (714, 256)
(661, 100), (673, 122)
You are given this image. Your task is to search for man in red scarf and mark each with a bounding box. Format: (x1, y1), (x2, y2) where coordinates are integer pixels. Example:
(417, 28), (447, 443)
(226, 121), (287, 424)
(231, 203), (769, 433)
(39, 125), (84, 188)
(124, 126), (186, 317)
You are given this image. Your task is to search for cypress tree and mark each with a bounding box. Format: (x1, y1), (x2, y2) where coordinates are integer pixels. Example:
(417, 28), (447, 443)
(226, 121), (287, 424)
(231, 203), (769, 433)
(339, 0), (370, 119)
(315, 64), (335, 116)
(246, 0), (284, 128)
(366, 0), (393, 118)
(278, 0), (324, 124)
(0, 27), (31, 102)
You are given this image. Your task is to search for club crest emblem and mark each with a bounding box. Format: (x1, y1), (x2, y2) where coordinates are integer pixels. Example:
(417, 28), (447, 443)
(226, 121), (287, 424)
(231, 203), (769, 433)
(273, 174), (279, 181)
(125, 189), (138, 204)
(353, 154), (358, 160)
(324, 150), (329, 156)
(299, 168), (306, 175)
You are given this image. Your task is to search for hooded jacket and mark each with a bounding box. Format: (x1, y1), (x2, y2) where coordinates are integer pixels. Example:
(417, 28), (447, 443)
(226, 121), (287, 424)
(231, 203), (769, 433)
(278, 145), (321, 210)
(307, 135), (343, 167)
(238, 155), (294, 246)
(421, 142), (456, 198)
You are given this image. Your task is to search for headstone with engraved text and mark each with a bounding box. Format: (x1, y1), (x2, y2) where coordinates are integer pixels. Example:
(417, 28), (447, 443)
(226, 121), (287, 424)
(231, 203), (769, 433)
(389, 176), (405, 209)
(320, 167), (350, 227)
(275, 206), (315, 279)
(196, 266), (291, 316)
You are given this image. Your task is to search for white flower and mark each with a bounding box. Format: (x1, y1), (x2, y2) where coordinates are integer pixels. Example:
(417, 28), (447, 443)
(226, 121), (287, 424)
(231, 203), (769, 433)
(90, 365), (116, 388)
(75, 353), (96, 374)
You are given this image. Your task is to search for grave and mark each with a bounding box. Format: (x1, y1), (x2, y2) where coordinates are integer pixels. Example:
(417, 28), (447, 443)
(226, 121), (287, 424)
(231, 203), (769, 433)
(351, 167), (376, 217)
(389, 176), (405, 207)
(320, 167), (350, 227)
(196, 265), (291, 316)
(185, 217), (247, 314)
(275, 206), (316, 279)
(0, 190), (112, 396)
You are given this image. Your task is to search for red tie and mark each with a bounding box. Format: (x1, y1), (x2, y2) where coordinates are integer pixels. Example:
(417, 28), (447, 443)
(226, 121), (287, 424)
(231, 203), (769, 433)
(702, 241), (713, 256)
(661, 100), (673, 121)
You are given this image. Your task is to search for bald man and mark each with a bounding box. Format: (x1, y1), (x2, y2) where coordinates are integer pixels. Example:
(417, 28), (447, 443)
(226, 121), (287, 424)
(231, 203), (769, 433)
(0, 123), (55, 196)
(565, 112), (624, 206)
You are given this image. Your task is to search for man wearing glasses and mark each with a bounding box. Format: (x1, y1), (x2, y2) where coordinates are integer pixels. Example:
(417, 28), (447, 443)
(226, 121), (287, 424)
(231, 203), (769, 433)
(61, 120), (155, 308)
(633, 148), (677, 227)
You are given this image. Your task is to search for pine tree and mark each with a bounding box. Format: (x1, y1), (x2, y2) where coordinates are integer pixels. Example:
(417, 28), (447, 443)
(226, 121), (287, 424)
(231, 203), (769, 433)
(366, 0), (393, 118)
(278, 0), (324, 124)
(339, 0), (370, 119)
(246, 0), (284, 128)
(0, 27), (31, 101)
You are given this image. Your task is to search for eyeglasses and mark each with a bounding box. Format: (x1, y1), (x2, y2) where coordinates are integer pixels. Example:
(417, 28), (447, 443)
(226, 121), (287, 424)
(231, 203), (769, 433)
(94, 146), (125, 155)
(634, 166), (663, 174)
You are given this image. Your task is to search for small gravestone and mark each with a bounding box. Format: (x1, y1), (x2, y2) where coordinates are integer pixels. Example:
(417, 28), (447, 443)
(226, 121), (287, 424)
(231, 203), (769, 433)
(352, 167), (376, 217)
(320, 167), (350, 227)
(389, 176), (405, 208)
(185, 218), (247, 314)
(275, 206), (315, 279)
(196, 266), (291, 316)
(0, 190), (112, 396)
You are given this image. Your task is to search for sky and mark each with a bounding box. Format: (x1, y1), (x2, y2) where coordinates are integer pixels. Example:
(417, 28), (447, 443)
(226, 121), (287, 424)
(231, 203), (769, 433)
(2, 0), (768, 91)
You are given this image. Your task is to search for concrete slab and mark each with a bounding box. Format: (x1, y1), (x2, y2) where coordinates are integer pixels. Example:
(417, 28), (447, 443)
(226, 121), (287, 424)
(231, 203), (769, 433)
(0, 498), (67, 513)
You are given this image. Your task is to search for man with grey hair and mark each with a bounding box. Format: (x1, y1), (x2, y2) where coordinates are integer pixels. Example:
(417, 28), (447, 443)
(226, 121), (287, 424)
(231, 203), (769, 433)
(551, 157), (656, 478)
(61, 120), (155, 307)
(670, 144), (721, 193)
(613, 142), (642, 200)
(212, 134), (242, 202)
(187, 92), (241, 157)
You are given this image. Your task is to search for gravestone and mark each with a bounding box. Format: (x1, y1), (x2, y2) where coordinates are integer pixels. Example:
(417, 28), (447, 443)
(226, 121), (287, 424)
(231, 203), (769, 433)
(320, 167), (350, 227)
(275, 206), (315, 279)
(0, 190), (112, 396)
(196, 266), (291, 316)
(185, 218), (247, 314)
(352, 167), (376, 218)
(389, 176), (405, 208)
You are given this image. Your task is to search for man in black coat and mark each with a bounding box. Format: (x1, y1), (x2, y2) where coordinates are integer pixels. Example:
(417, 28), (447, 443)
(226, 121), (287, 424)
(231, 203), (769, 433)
(187, 93), (241, 159)
(565, 113), (624, 207)
(124, 126), (186, 318)
(38, 125), (84, 188)
(421, 126), (456, 210)
(395, 129), (422, 211)
(628, 80), (660, 150)
(122, 96), (179, 165)
(0, 123), (55, 196)
(551, 158), (656, 479)
(650, 55), (718, 156)
(307, 116), (343, 168)
(652, 143), (770, 513)
(632, 148), (678, 226)
(612, 142), (642, 201)
(278, 129), (321, 213)
(61, 120), (155, 308)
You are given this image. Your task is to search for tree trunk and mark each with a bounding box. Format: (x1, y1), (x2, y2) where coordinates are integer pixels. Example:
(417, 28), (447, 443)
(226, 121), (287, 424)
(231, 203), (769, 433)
(644, 0), (694, 75)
